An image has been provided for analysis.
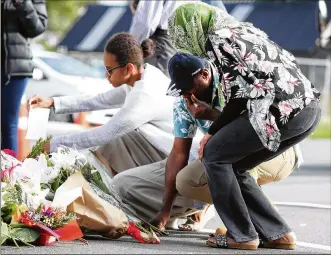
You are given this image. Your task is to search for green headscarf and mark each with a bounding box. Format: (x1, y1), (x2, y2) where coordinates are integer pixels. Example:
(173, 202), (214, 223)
(168, 2), (241, 57)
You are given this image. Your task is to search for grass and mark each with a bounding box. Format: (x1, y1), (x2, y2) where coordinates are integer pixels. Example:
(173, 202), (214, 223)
(309, 116), (331, 139)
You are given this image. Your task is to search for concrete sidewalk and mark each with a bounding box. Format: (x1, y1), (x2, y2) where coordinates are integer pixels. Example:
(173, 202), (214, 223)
(299, 139), (330, 169)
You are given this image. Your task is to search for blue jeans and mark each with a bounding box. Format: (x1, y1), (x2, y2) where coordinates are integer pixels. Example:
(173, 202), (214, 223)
(202, 101), (321, 242)
(1, 75), (28, 153)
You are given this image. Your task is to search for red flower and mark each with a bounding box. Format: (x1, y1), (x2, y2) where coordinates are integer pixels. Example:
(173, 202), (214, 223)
(2, 149), (16, 158)
(127, 222), (145, 244)
(127, 222), (160, 244)
(21, 212), (34, 226)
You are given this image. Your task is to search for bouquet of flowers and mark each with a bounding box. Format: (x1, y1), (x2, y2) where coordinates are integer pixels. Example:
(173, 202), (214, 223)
(25, 138), (165, 243)
(1, 148), (84, 247)
(1, 204), (84, 247)
(17, 204), (83, 246)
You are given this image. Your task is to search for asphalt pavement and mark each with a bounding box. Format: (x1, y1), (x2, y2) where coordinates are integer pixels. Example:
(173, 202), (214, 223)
(1, 139), (330, 254)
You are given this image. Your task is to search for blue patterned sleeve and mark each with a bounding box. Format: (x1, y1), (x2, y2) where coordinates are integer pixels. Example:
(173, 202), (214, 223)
(173, 98), (198, 138)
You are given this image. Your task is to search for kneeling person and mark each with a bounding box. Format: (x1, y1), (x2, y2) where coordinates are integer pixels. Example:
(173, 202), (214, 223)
(112, 53), (302, 232)
(151, 52), (303, 231)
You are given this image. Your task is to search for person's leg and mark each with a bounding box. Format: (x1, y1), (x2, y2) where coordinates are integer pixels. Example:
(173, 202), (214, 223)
(177, 151), (295, 204)
(176, 160), (215, 231)
(111, 159), (197, 223)
(176, 160), (212, 204)
(202, 114), (266, 243)
(1, 76), (28, 153)
(203, 102), (320, 243)
(254, 147), (296, 186)
(96, 130), (167, 174)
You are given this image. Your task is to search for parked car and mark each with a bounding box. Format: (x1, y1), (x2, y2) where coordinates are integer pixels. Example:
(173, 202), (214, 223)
(25, 50), (115, 122)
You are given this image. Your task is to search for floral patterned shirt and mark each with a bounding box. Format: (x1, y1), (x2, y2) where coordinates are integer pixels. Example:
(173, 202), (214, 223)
(205, 26), (321, 151)
(173, 64), (221, 138)
(168, 2), (320, 151)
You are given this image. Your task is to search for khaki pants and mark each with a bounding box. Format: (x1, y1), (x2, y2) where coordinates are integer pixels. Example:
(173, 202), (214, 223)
(111, 159), (197, 222)
(96, 130), (167, 174)
(95, 131), (196, 222)
(176, 147), (296, 204)
(111, 147), (295, 222)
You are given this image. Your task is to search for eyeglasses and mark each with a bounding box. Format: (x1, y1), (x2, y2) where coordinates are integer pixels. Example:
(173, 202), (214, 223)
(104, 64), (127, 76)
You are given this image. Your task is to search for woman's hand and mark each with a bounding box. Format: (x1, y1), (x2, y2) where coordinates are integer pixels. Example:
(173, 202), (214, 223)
(27, 95), (54, 112)
(198, 133), (212, 161)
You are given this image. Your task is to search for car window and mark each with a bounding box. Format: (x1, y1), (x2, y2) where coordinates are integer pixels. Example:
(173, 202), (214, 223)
(38, 56), (104, 78)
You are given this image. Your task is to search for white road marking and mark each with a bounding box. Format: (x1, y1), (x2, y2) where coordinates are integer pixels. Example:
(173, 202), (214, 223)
(200, 229), (331, 251)
(297, 241), (331, 251)
(274, 202), (331, 209)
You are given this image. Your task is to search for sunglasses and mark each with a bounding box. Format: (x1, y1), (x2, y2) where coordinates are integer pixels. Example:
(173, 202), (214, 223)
(104, 63), (127, 76)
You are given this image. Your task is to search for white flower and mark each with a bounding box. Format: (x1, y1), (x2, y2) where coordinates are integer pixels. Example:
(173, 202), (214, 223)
(246, 53), (258, 65)
(202, 121), (212, 129)
(15, 159), (42, 194)
(277, 67), (299, 94)
(50, 146), (87, 171)
(259, 61), (275, 76)
(233, 63), (247, 76)
(241, 33), (262, 46)
(249, 82), (265, 98)
(41, 166), (59, 184)
(180, 124), (197, 138)
(214, 28), (234, 39)
(26, 193), (44, 210)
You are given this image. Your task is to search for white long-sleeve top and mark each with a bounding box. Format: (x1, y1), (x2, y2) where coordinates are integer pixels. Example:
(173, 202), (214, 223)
(129, 0), (199, 43)
(50, 64), (201, 160)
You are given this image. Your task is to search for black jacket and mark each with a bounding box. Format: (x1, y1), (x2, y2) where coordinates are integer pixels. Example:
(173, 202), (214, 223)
(1, 0), (47, 78)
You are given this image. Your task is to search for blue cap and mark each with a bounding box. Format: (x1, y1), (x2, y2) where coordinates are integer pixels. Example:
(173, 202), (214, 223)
(166, 52), (207, 97)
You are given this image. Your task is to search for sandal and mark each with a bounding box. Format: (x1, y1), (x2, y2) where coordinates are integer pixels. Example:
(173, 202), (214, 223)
(178, 205), (215, 232)
(178, 217), (201, 231)
(259, 232), (296, 250)
(206, 235), (259, 250)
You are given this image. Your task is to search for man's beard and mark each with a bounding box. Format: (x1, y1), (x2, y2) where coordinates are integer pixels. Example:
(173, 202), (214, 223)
(195, 85), (213, 104)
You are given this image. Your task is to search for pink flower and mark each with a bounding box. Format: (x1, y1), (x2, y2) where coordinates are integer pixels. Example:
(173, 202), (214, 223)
(223, 44), (234, 54)
(42, 205), (54, 218)
(1, 163), (20, 183)
(233, 63), (247, 75)
(266, 124), (275, 137)
(279, 102), (293, 116)
(265, 117), (279, 137)
(2, 149), (16, 158)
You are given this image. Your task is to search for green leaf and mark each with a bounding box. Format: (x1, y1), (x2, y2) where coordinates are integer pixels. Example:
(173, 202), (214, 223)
(50, 175), (61, 192)
(41, 183), (51, 191)
(1, 222), (10, 245)
(8, 223), (27, 228)
(1, 203), (18, 224)
(26, 136), (52, 159)
(10, 228), (40, 243)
